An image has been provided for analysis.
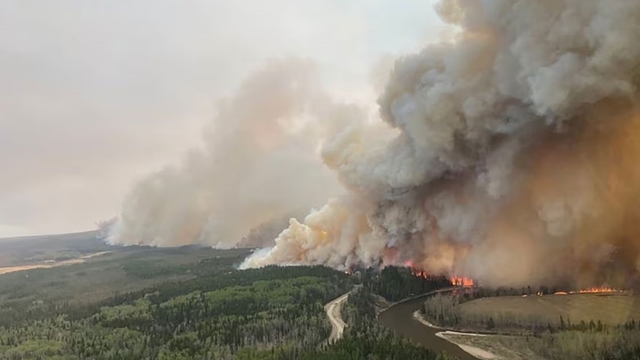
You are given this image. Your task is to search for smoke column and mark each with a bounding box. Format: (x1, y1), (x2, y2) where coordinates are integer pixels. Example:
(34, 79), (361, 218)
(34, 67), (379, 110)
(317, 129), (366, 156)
(108, 59), (363, 248)
(243, 0), (640, 288)
(112, 0), (640, 288)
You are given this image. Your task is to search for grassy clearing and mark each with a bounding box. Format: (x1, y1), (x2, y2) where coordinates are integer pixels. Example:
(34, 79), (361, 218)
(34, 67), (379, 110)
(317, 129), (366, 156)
(459, 293), (640, 327)
(443, 328), (640, 360)
(441, 333), (546, 360)
(423, 292), (640, 359)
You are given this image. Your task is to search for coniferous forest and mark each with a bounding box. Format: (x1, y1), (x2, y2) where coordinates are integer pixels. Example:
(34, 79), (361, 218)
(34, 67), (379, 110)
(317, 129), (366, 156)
(0, 245), (452, 360)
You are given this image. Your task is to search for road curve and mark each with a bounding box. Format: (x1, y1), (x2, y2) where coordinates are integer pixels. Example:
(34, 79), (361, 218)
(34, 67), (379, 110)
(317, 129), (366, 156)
(325, 291), (350, 342)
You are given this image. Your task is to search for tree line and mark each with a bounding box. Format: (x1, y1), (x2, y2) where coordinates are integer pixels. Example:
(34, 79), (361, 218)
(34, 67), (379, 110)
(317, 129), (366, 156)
(421, 292), (640, 360)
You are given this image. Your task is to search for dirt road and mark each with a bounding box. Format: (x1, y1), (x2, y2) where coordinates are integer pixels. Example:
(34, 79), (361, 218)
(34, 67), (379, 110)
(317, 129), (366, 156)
(325, 291), (350, 342)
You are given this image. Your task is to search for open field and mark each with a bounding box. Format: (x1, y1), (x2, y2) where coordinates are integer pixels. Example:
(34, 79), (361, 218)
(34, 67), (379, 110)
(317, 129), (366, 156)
(460, 293), (640, 326)
(420, 293), (640, 360)
(440, 332), (546, 360)
(440, 327), (640, 360)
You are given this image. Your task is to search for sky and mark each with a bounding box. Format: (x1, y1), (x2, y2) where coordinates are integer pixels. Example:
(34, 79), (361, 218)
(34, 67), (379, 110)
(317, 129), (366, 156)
(0, 0), (445, 238)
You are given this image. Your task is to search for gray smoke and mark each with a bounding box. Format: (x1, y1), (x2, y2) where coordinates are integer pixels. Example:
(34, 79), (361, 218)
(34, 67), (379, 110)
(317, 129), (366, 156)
(242, 0), (640, 288)
(110, 0), (640, 288)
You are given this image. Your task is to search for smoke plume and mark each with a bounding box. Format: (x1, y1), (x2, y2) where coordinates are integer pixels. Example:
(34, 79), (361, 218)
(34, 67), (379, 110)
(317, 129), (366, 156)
(242, 0), (640, 288)
(113, 0), (640, 288)
(108, 59), (362, 248)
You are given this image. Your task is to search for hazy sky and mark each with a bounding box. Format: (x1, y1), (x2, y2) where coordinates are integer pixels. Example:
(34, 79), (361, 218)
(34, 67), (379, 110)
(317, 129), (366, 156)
(0, 0), (445, 237)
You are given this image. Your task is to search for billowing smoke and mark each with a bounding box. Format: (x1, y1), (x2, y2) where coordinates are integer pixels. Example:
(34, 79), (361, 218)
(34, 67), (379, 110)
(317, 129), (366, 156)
(108, 59), (363, 248)
(242, 0), (640, 288)
(112, 0), (640, 288)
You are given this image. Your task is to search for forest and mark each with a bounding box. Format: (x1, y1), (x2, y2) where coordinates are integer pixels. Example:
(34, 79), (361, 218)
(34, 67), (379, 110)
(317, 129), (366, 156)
(357, 267), (451, 302)
(307, 284), (451, 360)
(0, 243), (453, 360)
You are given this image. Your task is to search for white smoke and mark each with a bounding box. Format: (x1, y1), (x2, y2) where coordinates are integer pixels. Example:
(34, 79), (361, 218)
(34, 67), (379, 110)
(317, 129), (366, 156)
(108, 59), (364, 247)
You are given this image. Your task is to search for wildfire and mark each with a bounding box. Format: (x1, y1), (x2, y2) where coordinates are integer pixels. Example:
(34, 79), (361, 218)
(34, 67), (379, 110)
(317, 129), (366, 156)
(553, 286), (625, 295)
(572, 286), (621, 294)
(403, 262), (474, 287)
(403, 260), (427, 278)
(410, 267), (430, 279)
(450, 276), (475, 287)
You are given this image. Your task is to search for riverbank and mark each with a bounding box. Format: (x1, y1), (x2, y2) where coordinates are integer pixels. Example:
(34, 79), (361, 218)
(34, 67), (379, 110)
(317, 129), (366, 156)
(412, 311), (496, 360)
(437, 333), (496, 360)
(377, 291), (478, 360)
(412, 309), (551, 360)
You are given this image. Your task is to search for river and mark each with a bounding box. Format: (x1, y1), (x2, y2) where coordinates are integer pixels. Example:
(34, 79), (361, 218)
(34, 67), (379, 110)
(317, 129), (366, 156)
(378, 294), (478, 360)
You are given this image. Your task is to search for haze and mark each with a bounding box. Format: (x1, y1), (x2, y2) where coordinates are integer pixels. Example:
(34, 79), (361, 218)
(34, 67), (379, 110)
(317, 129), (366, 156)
(0, 0), (445, 237)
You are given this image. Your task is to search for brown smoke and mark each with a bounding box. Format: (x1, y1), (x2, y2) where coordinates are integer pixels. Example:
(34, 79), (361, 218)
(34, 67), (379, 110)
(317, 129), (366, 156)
(465, 103), (640, 287)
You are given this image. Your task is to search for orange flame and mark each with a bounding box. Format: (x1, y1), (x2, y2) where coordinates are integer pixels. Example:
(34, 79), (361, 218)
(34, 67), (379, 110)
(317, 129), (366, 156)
(553, 286), (624, 295)
(450, 276), (474, 287)
(404, 262), (431, 278)
(572, 286), (620, 294)
(410, 267), (430, 278)
(404, 263), (475, 286)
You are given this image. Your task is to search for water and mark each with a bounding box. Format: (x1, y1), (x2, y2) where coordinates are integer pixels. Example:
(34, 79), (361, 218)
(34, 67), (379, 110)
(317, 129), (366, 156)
(378, 295), (478, 360)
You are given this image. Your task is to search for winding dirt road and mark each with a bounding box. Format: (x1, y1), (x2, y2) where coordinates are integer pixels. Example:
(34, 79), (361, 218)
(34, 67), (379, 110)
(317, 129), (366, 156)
(325, 291), (350, 342)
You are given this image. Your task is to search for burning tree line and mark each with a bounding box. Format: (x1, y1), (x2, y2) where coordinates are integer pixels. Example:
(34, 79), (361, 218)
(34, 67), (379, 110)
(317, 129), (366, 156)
(405, 262), (630, 296)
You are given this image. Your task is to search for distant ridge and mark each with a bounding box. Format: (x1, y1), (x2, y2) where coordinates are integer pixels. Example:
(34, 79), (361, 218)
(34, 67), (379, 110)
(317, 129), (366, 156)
(0, 230), (111, 267)
(0, 229), (100, 243)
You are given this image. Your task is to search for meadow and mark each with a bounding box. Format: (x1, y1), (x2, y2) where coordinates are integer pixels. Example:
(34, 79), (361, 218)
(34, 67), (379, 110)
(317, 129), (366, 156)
(459, 293), (640, 327)
(422, 291), (640, 360)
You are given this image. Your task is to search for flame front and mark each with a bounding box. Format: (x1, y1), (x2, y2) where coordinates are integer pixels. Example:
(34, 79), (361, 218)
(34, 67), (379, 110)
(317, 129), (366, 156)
(572, 286), (621, 294)
(407, 262), (430, 278)
(450, 276), (475, 287)
(405, 262), (475, 286)
(553, 286), (625, 295)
